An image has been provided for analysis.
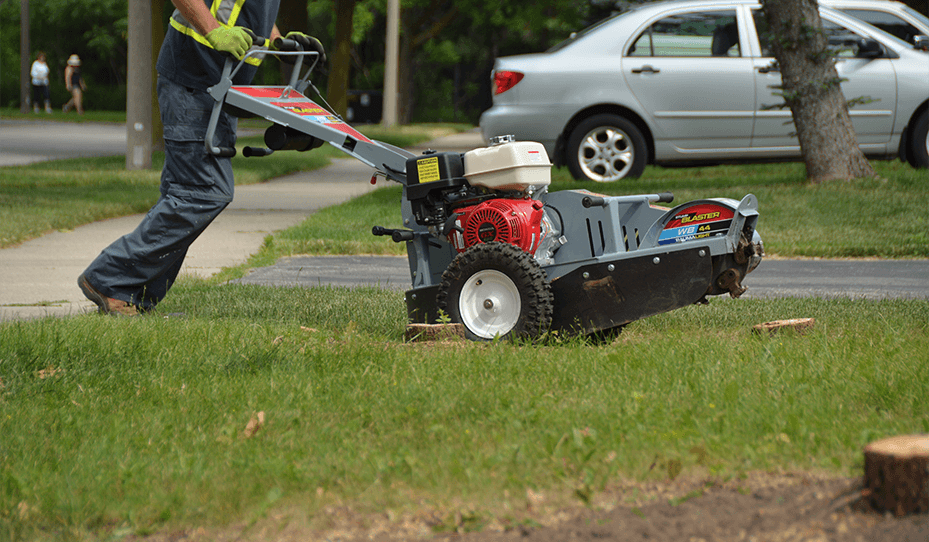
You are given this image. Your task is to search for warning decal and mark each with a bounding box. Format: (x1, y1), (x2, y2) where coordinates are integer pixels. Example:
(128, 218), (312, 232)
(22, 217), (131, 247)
(417, 156), (441, 184)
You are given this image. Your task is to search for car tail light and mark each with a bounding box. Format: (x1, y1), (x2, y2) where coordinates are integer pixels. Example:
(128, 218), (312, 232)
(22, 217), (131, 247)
(493, 71), (524, 95)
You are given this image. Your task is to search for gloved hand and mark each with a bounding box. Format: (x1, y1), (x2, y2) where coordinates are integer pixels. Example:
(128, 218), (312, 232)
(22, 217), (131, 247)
(206, 26), (253, 59)
(276, 31), (327, 65)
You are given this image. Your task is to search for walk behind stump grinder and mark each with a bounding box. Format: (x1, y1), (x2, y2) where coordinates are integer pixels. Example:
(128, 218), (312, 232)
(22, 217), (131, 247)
(207, 38), (765, 341)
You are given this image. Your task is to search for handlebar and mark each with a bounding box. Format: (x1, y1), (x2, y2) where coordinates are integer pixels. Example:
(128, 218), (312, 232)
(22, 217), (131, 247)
(582, 192), (674, 208)
(243, 30), (300, 52)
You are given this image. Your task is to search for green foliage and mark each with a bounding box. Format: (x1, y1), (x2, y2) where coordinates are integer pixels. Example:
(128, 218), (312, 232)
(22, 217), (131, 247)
(0, 0), (128, 109)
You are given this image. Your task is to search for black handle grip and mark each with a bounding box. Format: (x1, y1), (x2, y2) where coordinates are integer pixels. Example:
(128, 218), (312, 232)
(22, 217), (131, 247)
(211, 146), (237, 158)
(582, 196), (606, 208)
(372, 226), (414, 243)
(243, 29), (265, 47)
(272, 37), (301, 51)
(243, 146), (274, 157)
(657, 192), (674, 203)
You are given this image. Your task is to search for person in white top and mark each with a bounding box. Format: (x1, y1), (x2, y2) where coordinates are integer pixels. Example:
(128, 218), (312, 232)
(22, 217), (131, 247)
(30, 52), (52, 114)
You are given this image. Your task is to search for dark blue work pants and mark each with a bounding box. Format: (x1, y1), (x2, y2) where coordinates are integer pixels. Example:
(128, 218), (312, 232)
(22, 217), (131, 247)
(81, 76), (238, 310)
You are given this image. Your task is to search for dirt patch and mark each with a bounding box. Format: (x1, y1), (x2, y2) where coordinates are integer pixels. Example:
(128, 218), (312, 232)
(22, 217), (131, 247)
(134, 474), (927, 542)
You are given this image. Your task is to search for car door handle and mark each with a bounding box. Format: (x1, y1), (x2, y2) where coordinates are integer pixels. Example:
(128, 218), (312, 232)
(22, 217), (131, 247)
(631, 65), (660, 74)
(757, 64), (779, 74)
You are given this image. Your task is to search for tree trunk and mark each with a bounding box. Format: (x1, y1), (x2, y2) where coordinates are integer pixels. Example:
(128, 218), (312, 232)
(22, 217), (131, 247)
(761, 0), (876, 183)
(276, 0), (309, 84)
(863, 434), (929, 516)
(327, 0), (356, 118)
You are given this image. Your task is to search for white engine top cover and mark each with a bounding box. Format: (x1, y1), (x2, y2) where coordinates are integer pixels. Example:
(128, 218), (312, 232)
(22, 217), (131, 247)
(463, 140), (552, 192)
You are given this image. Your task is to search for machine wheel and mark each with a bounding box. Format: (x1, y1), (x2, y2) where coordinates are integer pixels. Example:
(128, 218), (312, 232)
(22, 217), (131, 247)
(907, 110), (929, 169)
(437, 242), (553, 341)
(567, 113), (647, 182)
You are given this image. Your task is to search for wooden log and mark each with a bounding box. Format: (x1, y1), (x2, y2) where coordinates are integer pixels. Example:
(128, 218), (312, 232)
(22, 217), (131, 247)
(752, 318), (815, 335)
(405, 323), (465, 342)
(863, 434), (929, 516)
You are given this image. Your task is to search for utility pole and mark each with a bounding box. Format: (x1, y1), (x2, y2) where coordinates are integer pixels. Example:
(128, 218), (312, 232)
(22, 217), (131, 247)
(126, 0), (154, 169)
(382, 0), (399, 127)
(20, 0), (30, 113)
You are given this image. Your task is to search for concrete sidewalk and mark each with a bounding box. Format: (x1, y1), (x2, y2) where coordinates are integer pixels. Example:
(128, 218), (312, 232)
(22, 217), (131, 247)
(0, 129), (486, 321)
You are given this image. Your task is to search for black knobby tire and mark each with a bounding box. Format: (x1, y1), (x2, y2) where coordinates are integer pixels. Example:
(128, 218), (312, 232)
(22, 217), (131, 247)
(436, 242), (553, 341)
(566, 113), (647, 182)
(907, 110), (928, 169)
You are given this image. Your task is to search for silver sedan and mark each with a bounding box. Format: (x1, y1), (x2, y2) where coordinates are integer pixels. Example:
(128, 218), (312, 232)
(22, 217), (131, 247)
(480, 0), (929, 182)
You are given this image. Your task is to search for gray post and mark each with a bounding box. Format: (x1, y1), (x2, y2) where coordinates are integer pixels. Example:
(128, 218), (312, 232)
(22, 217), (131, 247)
(20, 0), (30, 113)
(126, 0), (154, 169)
(382, 0), (399, 127)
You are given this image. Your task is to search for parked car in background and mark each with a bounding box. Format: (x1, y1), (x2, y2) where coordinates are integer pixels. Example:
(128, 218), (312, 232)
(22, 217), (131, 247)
(480, 0), (929, 182)
(821, 0), (929, 48)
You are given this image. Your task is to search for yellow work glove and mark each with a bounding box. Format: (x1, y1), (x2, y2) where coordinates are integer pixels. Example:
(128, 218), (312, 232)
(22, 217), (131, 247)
(206, 26), (253, 59)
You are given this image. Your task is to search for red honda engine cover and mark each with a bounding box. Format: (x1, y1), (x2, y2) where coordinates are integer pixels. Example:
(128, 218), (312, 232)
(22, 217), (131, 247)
(448, 198), (545, 254)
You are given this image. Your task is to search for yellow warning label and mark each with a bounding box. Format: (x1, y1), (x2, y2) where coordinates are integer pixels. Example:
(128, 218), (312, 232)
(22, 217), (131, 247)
(417, 156), (441, 184)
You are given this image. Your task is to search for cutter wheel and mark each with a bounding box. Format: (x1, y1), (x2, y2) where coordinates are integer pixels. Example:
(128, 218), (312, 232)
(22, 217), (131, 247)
(437, 242), (553, 341)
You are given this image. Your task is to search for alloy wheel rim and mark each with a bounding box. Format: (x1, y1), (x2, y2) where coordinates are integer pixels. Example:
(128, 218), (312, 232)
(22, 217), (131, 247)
(578, 126), (634, 182)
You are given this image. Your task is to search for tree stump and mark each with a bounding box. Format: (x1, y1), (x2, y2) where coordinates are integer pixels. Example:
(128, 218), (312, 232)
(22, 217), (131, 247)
(863, 434), (929, 516)
(405, 323), (465, 342)
(752, 318), (815, 335)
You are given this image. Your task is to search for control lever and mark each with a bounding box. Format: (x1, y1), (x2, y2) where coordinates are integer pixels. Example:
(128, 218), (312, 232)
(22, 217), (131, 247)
(372, 226), (415, 243)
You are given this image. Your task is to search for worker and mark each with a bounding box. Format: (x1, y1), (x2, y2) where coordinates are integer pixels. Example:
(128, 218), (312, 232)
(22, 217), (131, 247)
(78, 0), (324, 315)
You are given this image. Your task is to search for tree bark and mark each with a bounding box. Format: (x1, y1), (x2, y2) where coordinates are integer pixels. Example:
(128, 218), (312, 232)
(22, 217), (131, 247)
(396, 4), (459, 124)
(761, 0), (876, 183)
(327, 0), (356, 118)
(277, 0), (309, 84)
(863, 434), (929, 516)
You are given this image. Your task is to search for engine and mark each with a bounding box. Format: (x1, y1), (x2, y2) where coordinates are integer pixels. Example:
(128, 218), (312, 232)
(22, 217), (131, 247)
(404, 139), (562, 261)
(447, 198), (545, 253)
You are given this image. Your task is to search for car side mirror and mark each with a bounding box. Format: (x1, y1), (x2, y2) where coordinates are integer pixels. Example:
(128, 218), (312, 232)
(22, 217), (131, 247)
(914, 35), (929, 52)
(855, 38), (883, 58)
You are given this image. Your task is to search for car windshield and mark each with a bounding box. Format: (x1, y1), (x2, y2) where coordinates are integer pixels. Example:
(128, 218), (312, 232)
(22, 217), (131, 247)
(547, 9), (639, 53)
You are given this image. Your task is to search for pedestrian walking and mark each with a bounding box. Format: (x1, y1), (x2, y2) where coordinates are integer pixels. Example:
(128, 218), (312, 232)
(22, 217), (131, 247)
(63, 54), (87, 115)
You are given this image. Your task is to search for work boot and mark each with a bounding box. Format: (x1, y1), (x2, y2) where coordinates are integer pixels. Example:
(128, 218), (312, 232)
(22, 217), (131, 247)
(77, 274), (139, 316)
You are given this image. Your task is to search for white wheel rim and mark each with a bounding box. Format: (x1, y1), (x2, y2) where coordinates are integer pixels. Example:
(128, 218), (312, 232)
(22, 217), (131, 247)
(459, 269), (521, 339)
(578, 126), (634, 182)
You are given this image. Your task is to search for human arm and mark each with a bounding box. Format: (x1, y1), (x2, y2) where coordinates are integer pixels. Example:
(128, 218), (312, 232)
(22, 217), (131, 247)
(170, 0), (253, 58)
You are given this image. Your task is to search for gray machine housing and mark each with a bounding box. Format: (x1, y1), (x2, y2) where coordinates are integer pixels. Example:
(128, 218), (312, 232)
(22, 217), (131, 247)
(205, 42), (764, 338)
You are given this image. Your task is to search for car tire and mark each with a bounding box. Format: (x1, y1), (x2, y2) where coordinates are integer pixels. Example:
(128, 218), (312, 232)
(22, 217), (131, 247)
(907, 110), (929, 169)
(567, 114), (647, 182)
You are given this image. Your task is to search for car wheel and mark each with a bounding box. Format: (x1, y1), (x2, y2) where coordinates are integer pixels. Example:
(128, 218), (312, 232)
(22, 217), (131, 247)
(437, 242), (552, 341)
(907, 110), (929, 169)
(567, 114), (647, 182)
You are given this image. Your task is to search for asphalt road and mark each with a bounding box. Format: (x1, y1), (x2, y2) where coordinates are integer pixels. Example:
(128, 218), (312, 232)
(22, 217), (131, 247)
(232, 255), (929, 300)
(0, 120), (126, 165)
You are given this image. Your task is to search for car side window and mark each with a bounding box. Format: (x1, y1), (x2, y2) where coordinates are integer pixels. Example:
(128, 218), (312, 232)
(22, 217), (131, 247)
(753, 11), (870, 58)
(628, 10), (740, 57)
(839, 9), (921, 43)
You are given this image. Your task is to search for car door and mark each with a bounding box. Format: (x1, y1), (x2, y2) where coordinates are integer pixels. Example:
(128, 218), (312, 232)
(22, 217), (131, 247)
(623, 8), (756, 155)
(750, 9), (898, 150)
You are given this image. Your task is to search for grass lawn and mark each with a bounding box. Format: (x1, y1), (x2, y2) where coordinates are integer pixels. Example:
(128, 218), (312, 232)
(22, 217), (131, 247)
(1, 115), (928, 540)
